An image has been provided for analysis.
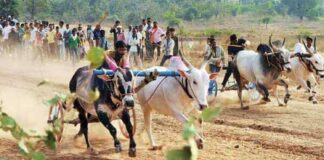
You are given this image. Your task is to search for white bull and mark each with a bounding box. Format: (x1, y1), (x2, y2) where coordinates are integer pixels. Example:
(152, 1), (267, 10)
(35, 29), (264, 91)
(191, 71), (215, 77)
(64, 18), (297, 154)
(233, 38), (292, 109)
(282, 42), (324, 104)
(136, 56), (217, 150)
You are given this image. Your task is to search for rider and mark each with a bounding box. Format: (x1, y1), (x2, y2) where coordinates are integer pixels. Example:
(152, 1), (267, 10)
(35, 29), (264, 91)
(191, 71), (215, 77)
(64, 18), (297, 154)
(205, 37), (225, 95)
(220, 34), (246, 92)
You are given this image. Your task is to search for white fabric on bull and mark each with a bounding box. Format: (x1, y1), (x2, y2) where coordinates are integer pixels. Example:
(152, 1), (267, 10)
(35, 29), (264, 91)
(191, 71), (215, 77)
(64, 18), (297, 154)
(169, 56), (189, 71)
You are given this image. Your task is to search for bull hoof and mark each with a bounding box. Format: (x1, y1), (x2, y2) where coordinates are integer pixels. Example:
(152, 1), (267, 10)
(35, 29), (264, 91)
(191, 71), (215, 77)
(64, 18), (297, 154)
(308, 96), (313, 101)
(313, 101), (318, 104)
(115, 141), (122, 153)
(278, 103), (284, 107)
(195, 139), (204, 150)
(128, 148), (136, 157)
(286, 94), (291, 99)
(284, 98), (289, 104)
(262, 97), (271, 102)
(150, 145), (163, 150)
(241, 106), (249, 110)
(87, 147), (98, 155)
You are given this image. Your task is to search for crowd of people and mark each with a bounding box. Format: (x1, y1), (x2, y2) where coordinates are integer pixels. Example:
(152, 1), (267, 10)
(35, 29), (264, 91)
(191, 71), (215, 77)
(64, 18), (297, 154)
(0, 16), (183, 68)
(0, 15), (256, 94)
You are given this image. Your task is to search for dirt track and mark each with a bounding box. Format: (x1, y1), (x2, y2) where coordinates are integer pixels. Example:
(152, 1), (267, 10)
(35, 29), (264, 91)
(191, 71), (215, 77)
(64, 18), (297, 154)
(0, 56), (324, 160)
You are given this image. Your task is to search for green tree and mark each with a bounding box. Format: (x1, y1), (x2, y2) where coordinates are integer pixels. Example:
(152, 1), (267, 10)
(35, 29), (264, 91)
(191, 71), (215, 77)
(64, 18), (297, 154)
(0, 0), (19, 18)
(23, 0), (50, 20)
(282, 0), (322, 21)
(261, 17), (272, 29)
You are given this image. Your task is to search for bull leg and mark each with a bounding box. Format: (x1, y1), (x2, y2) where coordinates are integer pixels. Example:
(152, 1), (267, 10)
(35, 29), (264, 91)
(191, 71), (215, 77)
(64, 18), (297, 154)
(233, 67), (248, 109)
(73, 100), (85, 139)
(296, 78), (317, 104)
(120, 110), (136, 157)
(256, 82), (270, 102)
(277, 79), (290, 105)
(73, 100), (96, 154)
(96, 104), (122, 153)
(142, 107), (160, 150)
(272, 84), (283, 106)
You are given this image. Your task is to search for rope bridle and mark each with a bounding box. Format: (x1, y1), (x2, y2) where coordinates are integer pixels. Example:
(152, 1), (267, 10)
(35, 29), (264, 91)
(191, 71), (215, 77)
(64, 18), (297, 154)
(142, 74), (201, 107)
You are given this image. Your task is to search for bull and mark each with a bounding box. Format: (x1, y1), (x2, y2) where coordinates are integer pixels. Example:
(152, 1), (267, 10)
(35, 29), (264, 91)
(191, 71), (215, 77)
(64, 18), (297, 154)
(136, 56), (218, 150)
(68, 65), (156, 157)
(233, 36), (292, 109)
(281, 39), (324, 104)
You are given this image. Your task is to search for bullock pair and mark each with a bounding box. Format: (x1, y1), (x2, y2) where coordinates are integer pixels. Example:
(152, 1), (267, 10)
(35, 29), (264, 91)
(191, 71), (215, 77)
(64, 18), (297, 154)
(67, 55), (217, 156)
(233, 35), (324, 109)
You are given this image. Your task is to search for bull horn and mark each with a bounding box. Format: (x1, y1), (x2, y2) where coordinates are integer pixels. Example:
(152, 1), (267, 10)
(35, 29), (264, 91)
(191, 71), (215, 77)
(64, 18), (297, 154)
(179, 50), (193, 69)
(314, 36), (317, 53)
(282, 38), (286, 47)
(302, 40), (313, 55)
(200, 53), (212, 70)
(269, 34), (277, 52)
(298, 36), (301, 43)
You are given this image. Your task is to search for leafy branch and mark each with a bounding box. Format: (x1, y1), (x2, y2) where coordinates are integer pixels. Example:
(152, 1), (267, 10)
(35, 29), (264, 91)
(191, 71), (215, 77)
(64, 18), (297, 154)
(0, 101), (59, 160)
(166, 107), (221, 160)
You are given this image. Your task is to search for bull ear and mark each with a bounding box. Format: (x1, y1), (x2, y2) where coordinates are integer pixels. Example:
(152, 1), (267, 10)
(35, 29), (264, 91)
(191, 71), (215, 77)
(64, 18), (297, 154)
(178, 70), (189, 78)
(209, 73), (218, 80)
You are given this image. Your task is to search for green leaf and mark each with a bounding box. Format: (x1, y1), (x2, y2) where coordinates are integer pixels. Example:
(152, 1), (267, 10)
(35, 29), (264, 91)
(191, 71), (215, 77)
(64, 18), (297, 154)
(87, 47), (105, 69)
(45, 96), (60, 106)
(88, 89), (100, 102)
(18, 140), (29, 156)
(11, 126), (26, 140)
(56, 93), (67, 101)
(166, 146), (192, 160)
(1, 115), (17, 129)
(182, 122), (196, 140)
(31, 152), (45, 160)
(44, 130), (56, 150)
(201, 107), (221, 122)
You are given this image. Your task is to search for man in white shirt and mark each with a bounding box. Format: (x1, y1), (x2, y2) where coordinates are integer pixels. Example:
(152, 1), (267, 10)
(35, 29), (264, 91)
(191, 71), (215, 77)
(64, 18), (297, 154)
(160, 31), (174, 66)
(149, 21), (165, 61)
(125, 25), (133, 51)
(30, 23), (38, 45)
(2, 21), (13, 53)
(128, 28), (142, 69)
(2, 21), (12, 40)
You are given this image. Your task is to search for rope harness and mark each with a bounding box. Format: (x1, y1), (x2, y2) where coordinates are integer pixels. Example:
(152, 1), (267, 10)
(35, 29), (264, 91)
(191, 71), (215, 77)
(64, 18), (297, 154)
(296, 53), (324, 75)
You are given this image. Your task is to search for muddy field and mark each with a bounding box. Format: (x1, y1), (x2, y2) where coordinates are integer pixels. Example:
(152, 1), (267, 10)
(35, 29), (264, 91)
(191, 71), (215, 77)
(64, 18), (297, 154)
(0, 49), (323, 160)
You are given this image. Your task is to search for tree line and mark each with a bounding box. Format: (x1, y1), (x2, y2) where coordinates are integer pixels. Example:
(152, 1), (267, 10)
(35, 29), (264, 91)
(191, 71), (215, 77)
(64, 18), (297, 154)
(0, 0), (323, 25)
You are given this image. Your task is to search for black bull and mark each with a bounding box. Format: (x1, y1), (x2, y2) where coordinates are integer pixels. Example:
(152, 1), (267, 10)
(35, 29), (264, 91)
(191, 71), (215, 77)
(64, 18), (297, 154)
(69, 66), (136, 157)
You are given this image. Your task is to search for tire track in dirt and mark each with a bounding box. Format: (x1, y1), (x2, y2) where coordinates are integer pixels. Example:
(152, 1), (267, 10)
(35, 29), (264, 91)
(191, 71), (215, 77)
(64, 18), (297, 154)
(213, 119), (324, 140)
(207, 130), (324, 158)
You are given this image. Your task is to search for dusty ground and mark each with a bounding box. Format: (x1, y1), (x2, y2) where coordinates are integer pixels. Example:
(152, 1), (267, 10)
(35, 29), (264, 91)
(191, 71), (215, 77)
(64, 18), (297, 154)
(0, 50), (323, 160)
